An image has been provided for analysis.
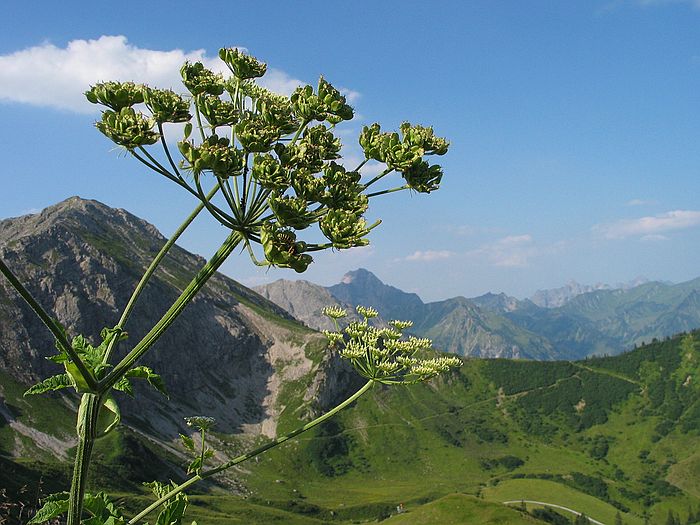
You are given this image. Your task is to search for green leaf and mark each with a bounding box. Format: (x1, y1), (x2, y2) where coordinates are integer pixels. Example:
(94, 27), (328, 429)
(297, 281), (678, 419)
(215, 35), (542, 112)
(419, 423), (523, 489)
(180, 433), (195, 452)
(24, 374), (73, 396)
(82, 492), (126, 525)
(112, 376), (134, 397)
(28, 493), (69, 523)
(125, 366), (168, 398)
(144, 482), (189, 525)
(64, 361), (92, 393)
(187, 457), (202, 475)
(95, 396), (121, 438)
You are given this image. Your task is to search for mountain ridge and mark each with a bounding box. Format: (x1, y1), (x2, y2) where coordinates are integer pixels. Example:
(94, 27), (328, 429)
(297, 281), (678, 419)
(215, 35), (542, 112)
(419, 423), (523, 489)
(257, 268), (700, 359)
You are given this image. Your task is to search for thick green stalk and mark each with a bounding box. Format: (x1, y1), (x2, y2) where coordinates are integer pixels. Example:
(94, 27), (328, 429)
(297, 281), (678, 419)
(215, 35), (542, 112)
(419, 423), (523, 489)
(67, 393), (102, 525)
(99, 231), (243, 392)
(0, 258), (98, 392)
(127, 380), (374, 524)
(103, 184), (220, 364)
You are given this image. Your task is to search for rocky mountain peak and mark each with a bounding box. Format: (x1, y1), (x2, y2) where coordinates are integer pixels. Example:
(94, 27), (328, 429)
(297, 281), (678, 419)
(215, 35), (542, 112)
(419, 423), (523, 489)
(0, 198), (352, 449)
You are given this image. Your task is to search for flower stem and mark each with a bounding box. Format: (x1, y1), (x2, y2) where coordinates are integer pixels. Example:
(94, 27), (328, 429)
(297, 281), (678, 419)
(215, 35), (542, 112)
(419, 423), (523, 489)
(0, 258), (98, 392)
(205, 379), (374, 476)
(99, 231), (243, 392)
(102, 184), (221, 364)
(67, 393), (102, 525)
(127, 380), (374, 524)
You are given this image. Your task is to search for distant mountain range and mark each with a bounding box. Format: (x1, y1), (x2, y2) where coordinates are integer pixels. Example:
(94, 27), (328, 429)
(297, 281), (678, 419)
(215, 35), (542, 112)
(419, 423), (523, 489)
(530, 277), (650, 308)
(256, 269), (700, 359)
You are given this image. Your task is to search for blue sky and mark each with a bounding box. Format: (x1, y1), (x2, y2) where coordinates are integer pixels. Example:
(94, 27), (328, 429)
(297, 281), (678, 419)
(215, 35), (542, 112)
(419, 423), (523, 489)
(2, 1), (700, 301)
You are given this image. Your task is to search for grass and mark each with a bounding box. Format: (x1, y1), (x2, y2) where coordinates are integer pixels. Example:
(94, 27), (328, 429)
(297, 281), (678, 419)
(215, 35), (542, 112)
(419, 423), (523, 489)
(382, 493), (543, 524)
(482, 478), (645, 525)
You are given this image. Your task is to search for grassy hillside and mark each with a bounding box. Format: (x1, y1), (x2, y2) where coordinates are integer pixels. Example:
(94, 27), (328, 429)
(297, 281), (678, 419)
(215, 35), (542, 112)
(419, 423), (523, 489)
(2, 333), (700, 523)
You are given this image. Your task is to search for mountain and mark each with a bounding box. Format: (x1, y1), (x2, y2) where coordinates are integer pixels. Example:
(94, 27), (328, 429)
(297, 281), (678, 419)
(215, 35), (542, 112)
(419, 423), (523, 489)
(259, 270), (700, 360)
(530, 277), (650, 308)
(0, 197), (359, 454)
(259, 270), (558, 359)
(254, 278), (360, 332)
(328, 268), (425, 322)
(531, 280), (615, 308)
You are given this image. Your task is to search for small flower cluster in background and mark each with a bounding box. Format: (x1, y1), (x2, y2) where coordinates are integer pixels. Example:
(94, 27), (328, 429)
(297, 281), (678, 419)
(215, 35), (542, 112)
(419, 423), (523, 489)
(322, 305), (462, 384)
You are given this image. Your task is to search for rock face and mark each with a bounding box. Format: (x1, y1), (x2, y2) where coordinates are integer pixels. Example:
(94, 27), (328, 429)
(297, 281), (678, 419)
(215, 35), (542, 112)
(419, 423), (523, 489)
(254, 279), (352, 332)
(0, 197), (347, 447)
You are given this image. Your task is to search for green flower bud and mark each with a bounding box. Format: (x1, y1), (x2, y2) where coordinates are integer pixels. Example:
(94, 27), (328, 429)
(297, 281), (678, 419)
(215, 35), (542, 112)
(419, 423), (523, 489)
(383, 132), (423, 171)
(178, 135), (244, 178)
(96, 108), (159, 149)
(320, 162), (366, 212)
(317, 76), (354, 121)
(260, 223), (313, 273)
(291, 169), (325, 201)
(197, 94), (239, 128)
(319, 209), (374, 249)
(257, 98), (298, 135)
(252, 154), (289, 191)
(323, 330), (345, 345)
(235, 115), (281, 153)
(290, 78), (354, 123)
(219, 48), (267, 80)
(291, 84), (326, 122)
(143, 87), (191, 123)
(278, 125), (341, 172)
(359, 123), (385, 162)
(268, 193), (316, 230)
(401, 161), (443, 193)
(85, 81), (145, 110)
(400, 122), (449, 155)
(180, 62), (225, 96)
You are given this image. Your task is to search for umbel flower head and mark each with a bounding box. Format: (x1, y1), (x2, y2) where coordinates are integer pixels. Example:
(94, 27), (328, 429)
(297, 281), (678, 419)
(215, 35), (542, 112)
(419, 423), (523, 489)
(85, 47), (449, 274)
(322, 306), (462, 385)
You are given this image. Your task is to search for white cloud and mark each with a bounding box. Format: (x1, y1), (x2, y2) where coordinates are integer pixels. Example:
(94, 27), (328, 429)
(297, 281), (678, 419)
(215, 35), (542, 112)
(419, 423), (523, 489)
(405, 250), (453, 262)
(641, 234), (669, 241)
(468, 234), (538, 267)
(626, 198), (654, 206)
(596, 210), (700, 239)
(0, 35), (305, 113)
(339, 87), (361, 105)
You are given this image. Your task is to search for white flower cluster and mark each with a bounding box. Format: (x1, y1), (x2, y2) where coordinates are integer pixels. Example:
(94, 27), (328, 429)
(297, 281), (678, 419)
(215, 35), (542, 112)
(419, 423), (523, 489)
(322, 305), (462, 384)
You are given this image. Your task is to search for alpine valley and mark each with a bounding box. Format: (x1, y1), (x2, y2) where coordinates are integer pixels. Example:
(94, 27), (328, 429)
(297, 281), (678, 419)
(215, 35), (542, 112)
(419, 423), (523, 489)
(1, 198), (699, 524)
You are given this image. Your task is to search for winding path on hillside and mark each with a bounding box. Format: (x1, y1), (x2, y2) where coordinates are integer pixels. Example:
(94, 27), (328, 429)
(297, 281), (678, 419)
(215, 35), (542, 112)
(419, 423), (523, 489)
(572, 363), (642, 387)
(503, 500), (606, 525)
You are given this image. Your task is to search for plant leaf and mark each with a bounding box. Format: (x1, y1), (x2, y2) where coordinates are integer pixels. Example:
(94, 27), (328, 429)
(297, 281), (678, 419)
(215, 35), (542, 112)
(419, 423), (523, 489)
(125, 366), (168, 398)
(64, 361), (92, 393)
(96, 396), (121, 438)
(180, 433), (195, 452)
(187, 457), (202, 474)
(144, 481), (189, 525)
(24, 374), (73, 396)
(28, 492), (69, 523)
(112, 376), (134, 397)
(82, 492), (126, 525)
